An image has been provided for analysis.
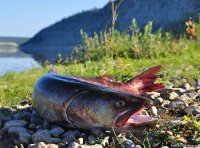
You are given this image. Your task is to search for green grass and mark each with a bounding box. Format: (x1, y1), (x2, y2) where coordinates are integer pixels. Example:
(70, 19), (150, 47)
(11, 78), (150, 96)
(0, 45), (200, 106)
(1, 19), (200, 106)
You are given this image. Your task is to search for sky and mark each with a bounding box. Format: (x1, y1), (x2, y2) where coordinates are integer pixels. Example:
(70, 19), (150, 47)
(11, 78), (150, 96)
(0, 0), (109, 37)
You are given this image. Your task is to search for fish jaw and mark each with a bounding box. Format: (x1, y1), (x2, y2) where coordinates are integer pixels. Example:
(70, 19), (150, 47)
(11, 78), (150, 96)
(115, 105), (157, 128)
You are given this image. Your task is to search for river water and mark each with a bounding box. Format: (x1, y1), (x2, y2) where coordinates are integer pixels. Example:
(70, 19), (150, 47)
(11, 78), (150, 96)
(0, 48), (40, 77)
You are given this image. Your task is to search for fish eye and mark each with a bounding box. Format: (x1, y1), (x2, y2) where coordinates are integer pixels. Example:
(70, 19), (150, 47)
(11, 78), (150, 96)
(116, 100), (126, 108)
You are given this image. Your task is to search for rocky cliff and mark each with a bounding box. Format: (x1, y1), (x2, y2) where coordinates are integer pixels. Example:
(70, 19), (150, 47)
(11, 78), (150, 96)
(21, 0), (200, 63)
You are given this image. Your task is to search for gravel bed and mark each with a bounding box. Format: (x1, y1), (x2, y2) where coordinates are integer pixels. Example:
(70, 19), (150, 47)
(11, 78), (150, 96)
(0, 79), (200, 148)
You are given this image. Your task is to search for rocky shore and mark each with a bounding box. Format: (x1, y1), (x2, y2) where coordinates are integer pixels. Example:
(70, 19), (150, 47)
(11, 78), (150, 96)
(0, 78), (200, 148)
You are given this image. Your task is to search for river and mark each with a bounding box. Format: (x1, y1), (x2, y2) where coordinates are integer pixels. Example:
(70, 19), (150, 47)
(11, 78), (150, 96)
(0, 47), (40, 77)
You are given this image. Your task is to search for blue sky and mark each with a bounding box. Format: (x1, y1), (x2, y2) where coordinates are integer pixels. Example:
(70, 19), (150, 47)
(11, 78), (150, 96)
(0, 0), (108, 37)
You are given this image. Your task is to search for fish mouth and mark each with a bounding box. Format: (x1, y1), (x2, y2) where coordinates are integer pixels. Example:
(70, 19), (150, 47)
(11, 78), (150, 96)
(115, 106), (157, 128)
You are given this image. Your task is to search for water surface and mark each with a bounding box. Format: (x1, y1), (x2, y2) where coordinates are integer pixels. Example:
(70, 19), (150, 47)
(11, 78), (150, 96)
(0, 41), (40, 77)
(0, 57), (40, 77)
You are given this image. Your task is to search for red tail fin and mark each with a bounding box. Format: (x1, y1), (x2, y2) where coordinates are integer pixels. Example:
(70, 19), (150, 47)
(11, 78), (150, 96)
(126, 66), (165, 95)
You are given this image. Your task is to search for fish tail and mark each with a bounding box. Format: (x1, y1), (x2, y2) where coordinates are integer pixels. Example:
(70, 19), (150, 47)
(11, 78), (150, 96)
(127, 66), (165, 94)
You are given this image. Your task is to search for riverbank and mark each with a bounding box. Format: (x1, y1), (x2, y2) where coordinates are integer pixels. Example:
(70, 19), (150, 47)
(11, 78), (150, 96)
(0, 77), (199, 147)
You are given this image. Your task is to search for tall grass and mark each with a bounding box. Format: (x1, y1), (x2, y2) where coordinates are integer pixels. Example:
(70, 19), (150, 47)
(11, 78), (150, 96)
(74, 19), (190, 63)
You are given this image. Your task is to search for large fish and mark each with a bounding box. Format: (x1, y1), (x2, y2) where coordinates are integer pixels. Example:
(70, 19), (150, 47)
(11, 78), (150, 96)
(32, 66), (164, 131)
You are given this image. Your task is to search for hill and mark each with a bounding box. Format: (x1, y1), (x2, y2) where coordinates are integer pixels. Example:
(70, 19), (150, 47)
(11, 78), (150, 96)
(21, 0), (200, 63)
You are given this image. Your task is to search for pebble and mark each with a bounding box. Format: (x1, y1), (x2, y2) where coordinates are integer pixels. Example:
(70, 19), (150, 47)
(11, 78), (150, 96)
(68, 142), (80, 148)
(161, 100), (170, 108)
(47, 144), (58, 148)
(161, 146), (169, 148)
(149, 106), (157, 116)
(185, 105), (200, 115)
(8, 127), (32, 145)
(50, 127), (64, 137)
(88, 134), (97, 144)
(187, 92), (198, 99)
(135, 145), (142, 148)
(62, 134), (76, 144)
(0, 114), (12, 122)
(31, 110), (44, 125)
(101, 136), (109, 147)
(81, 144), (103, 148)
(4, 120), (27, 128)
(14, 111), (32, 122)
(154, 97), (163, 105)
(91, 128), (104, 137)
(122, 139), (135, 148)
(0, 119), (2, 128)
(32, 129), (60, 144)
(183, 83), (191, 90)
(146, 92), (160, 99)
(28, 142), (47, 148)
(169, 92), (179, 100)
(29, 123), (36, 130)
(75, 137), (84, 145)
(168, 100), (185, 110)
(172, 88), (186, 95)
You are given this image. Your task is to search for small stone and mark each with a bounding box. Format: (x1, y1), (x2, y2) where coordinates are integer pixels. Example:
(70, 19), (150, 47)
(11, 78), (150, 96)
(172, 88), (186, 95)
(183, 83), (191, 90)
(160, 146), (169, 148)
(43, 121), (50, 129)
(29, 123), (36, 130)
(32, 129), (60, 144)
(185, 105), (200, 115)
(80, 133), (87, 142)
(73, 130), (81, 138)
(37, 142), (47, 148)
(88, 134), (96, 144)
(146, 92), (160, 99)
(50, 127), (64, 137)
(0, 119), (2, 128)
(75, 138), (84, 145)
(12, 104), (30, 110)
(0, 114), (12, 122)
(101, 136), (109, 147)
(0, 106), (13, 113)
(168, 101), (185, 110)
(81, 144), (103, 148)
(117, 135), (127, 144)
(149, 106), (157, 116)
(47, 144), (58, 148)
(13, 111), (32, 122)
(197, 89), (200, 96)
(161, 100), (170, 108)
(187, 92), (198, 99)
(68, 142), (80, 148)
(122, 139), (135, 148)
(4, 120), (27, 128)
(61, 131), (74, 138)
(154, 97), (163, 105)
(157, 108), (169, 116)
(8, 127), (32, 145)
(62, 134), (76, 144)
(179, 94), (191, 102)
(169, 92), (179, 100)
(91, 128), (104, 137)
(31, 110), (44, 125)
(135, 145), (142, 148)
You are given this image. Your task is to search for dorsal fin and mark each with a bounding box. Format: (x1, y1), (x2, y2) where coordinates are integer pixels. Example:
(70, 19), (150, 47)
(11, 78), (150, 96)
(96, 75), (115, 82)
(126, 66), (165, 95)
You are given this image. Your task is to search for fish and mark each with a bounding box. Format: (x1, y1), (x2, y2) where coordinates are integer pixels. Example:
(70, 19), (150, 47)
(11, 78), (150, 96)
(32, 66), (164, 131)
(54, 66), (165, 95)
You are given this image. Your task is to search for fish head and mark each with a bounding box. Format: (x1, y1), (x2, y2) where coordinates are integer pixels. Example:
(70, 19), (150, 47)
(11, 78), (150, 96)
(66, 87), (156, 130)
